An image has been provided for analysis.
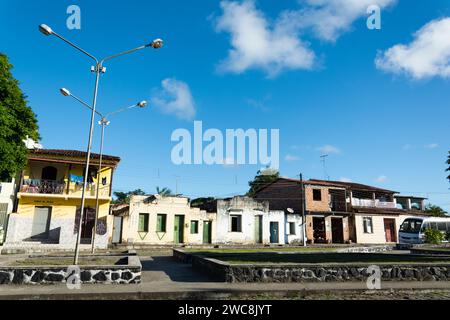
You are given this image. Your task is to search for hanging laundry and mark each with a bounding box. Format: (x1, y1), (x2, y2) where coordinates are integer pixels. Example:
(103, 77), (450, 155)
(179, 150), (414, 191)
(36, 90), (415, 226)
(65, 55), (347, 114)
(70, 174), (83, 184)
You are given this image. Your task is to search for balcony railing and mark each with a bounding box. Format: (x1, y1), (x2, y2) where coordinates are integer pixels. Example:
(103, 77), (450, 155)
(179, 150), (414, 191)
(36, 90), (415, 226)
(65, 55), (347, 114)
(20, 179), (65, 195)
(20, 179), (111, 197)
(351, 198), (396, 209)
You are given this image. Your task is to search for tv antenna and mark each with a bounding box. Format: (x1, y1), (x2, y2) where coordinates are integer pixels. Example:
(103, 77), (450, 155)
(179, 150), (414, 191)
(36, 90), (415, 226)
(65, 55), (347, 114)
(320, 155), (330, 181)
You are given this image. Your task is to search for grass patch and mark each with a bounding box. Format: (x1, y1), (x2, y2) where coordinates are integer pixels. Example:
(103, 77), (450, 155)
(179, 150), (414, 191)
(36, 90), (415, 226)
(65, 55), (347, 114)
(10, 257), (122, 267)
(185, 247), (340, 254)
(208, 253), (450, 265)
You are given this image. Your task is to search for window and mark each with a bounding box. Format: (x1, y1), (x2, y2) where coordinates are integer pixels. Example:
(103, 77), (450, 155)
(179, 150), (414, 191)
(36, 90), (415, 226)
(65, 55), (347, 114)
(156, 214), (167, 232)
(363, 217), (374, 234)
(138, 213), (149, 232)
(401, 219), (423, 234)
(230, 215), (242, 232)
(437, 222), (447, 232)
(288, 222), (296, 235)
(190, 220), (199, 234)
(313, 189), (322, 201)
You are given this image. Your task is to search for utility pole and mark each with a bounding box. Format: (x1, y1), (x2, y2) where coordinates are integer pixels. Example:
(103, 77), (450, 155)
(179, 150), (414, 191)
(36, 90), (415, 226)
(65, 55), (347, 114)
(320, 155), (330, 180)
(300, 173), (307, 247)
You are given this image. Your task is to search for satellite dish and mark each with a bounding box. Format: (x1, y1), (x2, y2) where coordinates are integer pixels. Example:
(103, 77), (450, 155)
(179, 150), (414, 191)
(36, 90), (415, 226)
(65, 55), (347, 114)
(287, 208), (294, 214)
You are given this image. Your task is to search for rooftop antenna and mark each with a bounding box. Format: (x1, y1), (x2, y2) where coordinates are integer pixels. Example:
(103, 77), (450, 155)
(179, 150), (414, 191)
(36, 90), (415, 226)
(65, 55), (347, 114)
(320, 155), (330, 181)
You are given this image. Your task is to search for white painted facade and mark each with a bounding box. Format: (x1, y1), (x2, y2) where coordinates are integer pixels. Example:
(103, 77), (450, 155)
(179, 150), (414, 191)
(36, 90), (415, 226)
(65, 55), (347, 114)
(0, 179), (16, 215)
(215, 197), (303, 245)
(354, 214), (410, 244)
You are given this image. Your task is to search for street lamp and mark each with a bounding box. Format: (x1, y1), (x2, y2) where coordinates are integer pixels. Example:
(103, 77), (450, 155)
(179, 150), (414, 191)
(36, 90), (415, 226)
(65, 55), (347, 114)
(60, 88), (147, 253)
(41, 23), (162, 265)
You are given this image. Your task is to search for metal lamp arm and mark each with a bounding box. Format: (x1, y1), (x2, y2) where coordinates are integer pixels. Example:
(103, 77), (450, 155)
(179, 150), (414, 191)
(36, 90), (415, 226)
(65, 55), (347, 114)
(52, 32), (99, 64)
(69, 93), (104, 118)
(103, 104), (139, 119)
(101, 45), (148, 64)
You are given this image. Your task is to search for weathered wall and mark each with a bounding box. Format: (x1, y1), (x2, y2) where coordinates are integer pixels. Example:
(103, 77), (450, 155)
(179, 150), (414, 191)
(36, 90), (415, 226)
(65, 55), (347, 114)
(125, 195), (215, 245)
(354, 214), (408, 244)
(4, 198), (110, 250)
(0, 256), (141, 285)
(183, 254), (450, 283)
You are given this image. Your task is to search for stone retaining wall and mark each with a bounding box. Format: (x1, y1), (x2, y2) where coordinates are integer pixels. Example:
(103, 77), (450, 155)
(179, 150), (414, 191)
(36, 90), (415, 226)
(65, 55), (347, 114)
(173, 250), (450, 283)
(0, 255), (141, 285)
(223, 264), (450, 283)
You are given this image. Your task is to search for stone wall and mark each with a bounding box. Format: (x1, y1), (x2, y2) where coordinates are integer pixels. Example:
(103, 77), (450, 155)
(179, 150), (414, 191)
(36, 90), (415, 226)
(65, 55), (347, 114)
(0, 256), (141, 285)
(224, 264), (450, 283)
(174, 250), (450, 283)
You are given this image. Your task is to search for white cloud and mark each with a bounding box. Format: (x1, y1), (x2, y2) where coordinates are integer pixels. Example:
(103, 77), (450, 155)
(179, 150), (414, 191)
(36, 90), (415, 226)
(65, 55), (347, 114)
(285, 154), (301, 162)
(425, 143), (439, 149)
(316, 145), (341, 154)
(278, 0), (397, 42)
(214, 0), (316, 77)
(376, 17), (450, 79)
(375, 175), (388, 183)
(340, 177), (352, 183)
(402, 144), (413, 150)
(151, 78), (196, 121)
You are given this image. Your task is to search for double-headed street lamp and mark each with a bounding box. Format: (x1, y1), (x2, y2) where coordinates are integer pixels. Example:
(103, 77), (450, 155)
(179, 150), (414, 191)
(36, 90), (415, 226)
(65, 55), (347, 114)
(60, 88), (146, 254)
(40, 23), (163, 265)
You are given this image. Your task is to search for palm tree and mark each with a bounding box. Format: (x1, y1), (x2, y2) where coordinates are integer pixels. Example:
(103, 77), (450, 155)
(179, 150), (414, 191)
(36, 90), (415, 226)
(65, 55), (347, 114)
(156, 187), (173, 197)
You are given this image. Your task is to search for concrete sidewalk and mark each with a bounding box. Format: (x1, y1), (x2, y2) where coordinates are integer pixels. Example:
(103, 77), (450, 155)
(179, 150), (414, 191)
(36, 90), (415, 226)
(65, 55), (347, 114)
(1, 255), (450, 300)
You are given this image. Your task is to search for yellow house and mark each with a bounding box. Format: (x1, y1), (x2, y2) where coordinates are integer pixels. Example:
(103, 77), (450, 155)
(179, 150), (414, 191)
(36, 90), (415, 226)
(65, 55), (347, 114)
(3, 149), (120, 252)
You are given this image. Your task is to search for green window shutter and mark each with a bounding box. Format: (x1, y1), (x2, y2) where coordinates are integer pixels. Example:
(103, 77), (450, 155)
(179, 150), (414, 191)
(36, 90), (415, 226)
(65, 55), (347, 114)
(157, 214), (166, 232)
(157, 215), (161, 232)
(139, 214), (149, 232)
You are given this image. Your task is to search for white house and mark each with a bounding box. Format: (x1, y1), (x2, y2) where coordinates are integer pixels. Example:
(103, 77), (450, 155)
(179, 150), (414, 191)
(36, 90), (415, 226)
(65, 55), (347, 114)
(0, 178), (17, 244)
(211, 197), (303, 245)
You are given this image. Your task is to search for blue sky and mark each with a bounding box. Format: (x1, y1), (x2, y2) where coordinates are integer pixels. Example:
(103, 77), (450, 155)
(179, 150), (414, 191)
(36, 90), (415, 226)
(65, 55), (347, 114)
(1, 0), (449, 210)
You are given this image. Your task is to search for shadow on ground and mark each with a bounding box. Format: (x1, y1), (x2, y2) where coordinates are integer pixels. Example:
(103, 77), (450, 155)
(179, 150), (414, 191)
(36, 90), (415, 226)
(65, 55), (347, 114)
(140, 256), (217, 283)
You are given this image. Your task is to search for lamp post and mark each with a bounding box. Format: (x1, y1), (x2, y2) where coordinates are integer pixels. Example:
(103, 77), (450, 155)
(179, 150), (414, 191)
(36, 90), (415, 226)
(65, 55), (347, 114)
(60, 89), (147, 254)
(40, 24), (162, 265)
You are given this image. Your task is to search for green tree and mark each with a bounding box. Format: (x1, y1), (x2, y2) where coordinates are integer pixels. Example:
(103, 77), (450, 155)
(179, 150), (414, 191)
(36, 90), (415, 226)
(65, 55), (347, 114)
(112, 189), (146, 204)
(156, 187), (174, 197)
(247, 167), (280, 196)
(425, 205), (448, 217)
(0, 53), (39, 181)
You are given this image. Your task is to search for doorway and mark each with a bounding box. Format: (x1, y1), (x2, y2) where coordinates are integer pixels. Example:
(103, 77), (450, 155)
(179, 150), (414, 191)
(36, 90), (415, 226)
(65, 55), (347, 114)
(255, 216), (263, 244)
(203, 221), (212, 244)
(112, 216), (123, 244)
(31, 207), (52, 239)
(270, 222), (279, 244)
(312, 217), (326, 243)
(331, 218), (344, 244)
(174, 215), (185, 244)
(75, 207), (96, 243)
(384, 218), (397, 243)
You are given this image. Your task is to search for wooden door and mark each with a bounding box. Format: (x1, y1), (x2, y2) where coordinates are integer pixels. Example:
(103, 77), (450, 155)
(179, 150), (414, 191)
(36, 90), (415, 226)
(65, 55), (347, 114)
(331, 218), (344, 244)
(384, 219), (397, 243)
(255, 216), (263, 244)
(203, 221), (212, 244)
(174, 215), (185, 244)
(270, 222), (279, 244)
(112, 216), (123, 244)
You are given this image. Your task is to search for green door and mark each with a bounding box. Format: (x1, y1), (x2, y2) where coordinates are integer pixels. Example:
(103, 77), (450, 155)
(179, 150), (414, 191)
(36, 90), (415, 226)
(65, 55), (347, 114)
(174, 215), (185, 244)
(203, 221), (212, 244)
(255, 216), (263, 244)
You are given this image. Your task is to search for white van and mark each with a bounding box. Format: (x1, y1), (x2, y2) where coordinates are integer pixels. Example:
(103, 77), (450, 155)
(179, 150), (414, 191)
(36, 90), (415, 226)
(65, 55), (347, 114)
(399, 217), (450, 245)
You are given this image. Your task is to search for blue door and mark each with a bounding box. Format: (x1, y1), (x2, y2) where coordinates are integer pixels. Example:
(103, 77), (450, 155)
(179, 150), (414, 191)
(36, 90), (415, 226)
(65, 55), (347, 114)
(270, 222), (279, 244)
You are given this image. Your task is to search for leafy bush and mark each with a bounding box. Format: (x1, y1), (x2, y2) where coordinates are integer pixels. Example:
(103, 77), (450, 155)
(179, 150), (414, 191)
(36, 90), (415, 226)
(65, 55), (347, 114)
(424, 228), (445, 245)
